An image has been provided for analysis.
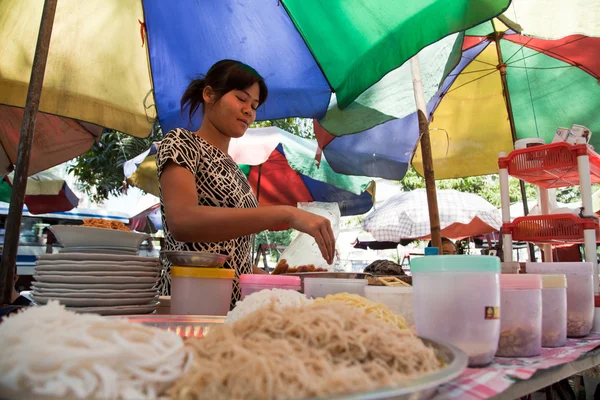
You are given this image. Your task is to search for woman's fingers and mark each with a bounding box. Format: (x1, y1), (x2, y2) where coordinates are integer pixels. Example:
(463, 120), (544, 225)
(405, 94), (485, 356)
(312, 230), (330, 264)
(324, 221), (336, 264)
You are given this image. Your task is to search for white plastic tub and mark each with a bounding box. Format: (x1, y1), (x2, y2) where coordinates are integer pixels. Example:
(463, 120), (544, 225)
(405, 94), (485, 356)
(541, 275), (567, 348)
(170, 267), (234, 316)
(239, 274), (301, 300)
(411, 255), (501, 367)
(496, 275), (542, 357)
(527, 262), (594, 337)
(364, 286), (414, 327)
(303, 277), (367, 299)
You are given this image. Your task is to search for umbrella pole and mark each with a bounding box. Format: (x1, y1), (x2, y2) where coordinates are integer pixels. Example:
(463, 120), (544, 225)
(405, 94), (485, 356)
(0, 0), (58, 304)
(492, 29), (536, 262)
(410, 56), (442, 250)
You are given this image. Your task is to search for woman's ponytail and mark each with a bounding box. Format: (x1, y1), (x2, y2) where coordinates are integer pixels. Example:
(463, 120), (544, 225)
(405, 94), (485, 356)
(180, 77), (205, 124)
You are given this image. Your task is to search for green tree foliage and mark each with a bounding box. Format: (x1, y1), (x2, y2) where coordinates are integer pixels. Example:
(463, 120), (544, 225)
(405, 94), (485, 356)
(67, 123), (163, 203)
(398, 167), (539, 208)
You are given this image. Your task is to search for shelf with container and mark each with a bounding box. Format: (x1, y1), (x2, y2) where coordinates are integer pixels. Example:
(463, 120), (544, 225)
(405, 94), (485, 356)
(498, 139), (600, 296)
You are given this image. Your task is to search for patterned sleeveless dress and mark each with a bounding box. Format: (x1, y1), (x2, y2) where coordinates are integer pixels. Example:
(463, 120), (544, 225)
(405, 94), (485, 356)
(156, 128), (258, 308)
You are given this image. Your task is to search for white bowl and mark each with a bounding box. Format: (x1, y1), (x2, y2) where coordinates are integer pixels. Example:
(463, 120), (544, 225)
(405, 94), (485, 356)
(49, 225), (150, 249)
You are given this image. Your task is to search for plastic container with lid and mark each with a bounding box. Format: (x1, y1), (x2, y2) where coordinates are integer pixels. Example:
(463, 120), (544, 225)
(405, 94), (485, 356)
(496, 275), (542, 357)
(170, 267), (234, 316)
(411, 255), (501, 367)
(526, 262), (594, 337)
(540, 275), (567, 347)
(303, 278), (367, 299)
(239, 274), (301, 300)
(364, 286), (414, 326)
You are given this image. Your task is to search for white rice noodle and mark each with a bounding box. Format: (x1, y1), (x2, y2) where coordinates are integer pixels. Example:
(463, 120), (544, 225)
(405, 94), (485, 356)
(226, 288), (313, 323)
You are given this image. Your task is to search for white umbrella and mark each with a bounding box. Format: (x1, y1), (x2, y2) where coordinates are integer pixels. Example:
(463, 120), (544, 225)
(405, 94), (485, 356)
(362, 189), (502, 241)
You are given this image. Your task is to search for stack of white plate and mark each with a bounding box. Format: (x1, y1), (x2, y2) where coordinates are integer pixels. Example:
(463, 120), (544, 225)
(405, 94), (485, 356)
(31, 253), (160, 315)
(31, 225), (160, 315)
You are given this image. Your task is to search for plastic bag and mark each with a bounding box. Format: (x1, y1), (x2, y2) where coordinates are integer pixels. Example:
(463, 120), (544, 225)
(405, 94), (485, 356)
(279, 202), (341, 270)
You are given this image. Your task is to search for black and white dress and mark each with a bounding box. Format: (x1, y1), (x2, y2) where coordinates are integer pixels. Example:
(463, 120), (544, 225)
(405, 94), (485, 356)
(156, 128), (258, 307)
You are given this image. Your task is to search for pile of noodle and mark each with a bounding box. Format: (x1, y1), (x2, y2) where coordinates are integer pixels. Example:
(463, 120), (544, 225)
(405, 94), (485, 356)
(83, 218), (130, 231)
(314, 292), (409, 330)
(170, 302), (442, 400)
(0, 301), (191, 399)
(226, 288), (313, 323)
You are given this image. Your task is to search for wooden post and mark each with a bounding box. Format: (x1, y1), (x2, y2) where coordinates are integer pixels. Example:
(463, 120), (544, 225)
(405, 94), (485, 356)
(491, 27), (537, 262)
(0, 0), (58, 304)
(410, 57), (442, 250)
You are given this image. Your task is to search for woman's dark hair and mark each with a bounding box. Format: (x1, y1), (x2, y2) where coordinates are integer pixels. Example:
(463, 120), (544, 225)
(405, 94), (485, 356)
(181, 60), (268, 123)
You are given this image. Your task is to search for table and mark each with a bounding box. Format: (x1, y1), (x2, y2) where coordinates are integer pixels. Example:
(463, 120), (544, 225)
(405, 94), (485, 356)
(435, 335), (600, 399)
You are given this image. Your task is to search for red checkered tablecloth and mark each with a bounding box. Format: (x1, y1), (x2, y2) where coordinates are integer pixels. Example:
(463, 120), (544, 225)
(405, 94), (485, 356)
(434, 334), (600, 399)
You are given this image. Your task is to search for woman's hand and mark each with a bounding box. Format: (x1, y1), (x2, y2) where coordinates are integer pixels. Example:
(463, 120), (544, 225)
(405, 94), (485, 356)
(286, 207), (336, 265)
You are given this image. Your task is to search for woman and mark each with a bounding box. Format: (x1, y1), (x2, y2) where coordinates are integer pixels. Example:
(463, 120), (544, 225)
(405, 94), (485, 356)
(156, 60), (335, 307)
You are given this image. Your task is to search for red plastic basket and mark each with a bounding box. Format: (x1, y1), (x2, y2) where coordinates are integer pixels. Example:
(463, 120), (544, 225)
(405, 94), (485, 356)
(498, 143), (600, 188)
(503, 214), (599, 243)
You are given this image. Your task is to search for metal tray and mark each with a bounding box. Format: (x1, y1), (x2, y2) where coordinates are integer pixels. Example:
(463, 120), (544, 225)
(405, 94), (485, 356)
(126, 315), (467, 400)
(1, 316), (467, 400)
(162, 250), (229, 267)
(282, 272), (372, 292)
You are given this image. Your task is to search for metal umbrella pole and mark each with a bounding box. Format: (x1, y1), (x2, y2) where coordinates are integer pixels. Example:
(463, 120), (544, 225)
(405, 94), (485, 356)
(0, 0), (58, 304)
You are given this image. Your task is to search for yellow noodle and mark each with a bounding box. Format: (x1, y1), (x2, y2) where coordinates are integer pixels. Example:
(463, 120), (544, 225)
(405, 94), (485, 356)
(314, 292), (409, 330)
(170, 303), (441, 400)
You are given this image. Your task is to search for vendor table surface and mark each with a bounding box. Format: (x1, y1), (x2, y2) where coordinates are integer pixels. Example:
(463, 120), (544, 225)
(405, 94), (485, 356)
(434, 334), (600, 399)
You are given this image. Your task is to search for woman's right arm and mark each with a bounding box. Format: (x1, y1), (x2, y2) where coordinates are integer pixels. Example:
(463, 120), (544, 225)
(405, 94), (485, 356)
(160, 162), (336, 264)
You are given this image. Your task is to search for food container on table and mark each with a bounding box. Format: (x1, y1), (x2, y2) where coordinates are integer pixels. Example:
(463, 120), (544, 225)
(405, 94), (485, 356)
(304, 277), (367, 299)
(162, 251), (229, 267)
(501, 262), (521, 274)
(239, 274), (301, 300)
(540, 275), (567, 347)
(364, 285), (414, 327)
(496, 274), (542, 357)
(526, 262), (594, 337)
(411, 255), (501, 367)
(170, 267), (234, 315)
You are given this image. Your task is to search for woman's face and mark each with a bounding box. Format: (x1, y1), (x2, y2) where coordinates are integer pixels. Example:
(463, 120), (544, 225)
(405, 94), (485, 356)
(442, 242), (457, 255)
(204, 82), (260, 138)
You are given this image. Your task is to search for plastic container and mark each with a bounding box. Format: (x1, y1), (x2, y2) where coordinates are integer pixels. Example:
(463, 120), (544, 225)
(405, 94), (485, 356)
(303, 277), (367, 299)
(239, 274), (301, 300)
(501, 262), (520, 274)
(364, 286), (414, 326)
(496, 275), (542, 357)
(411, 255), (501, 367)
(526, 262), (594, 337)
(170, 267), (234, 316)
(540, 275), (567, 347)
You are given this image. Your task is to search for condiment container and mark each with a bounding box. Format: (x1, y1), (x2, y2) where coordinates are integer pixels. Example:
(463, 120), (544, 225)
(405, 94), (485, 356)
(170, 267), (234, 315)
(540, 275), (567, 347)
(239, 274), (301, 300)
(364, 286), (414, 326)
(304, 278), (367, 299)
(411, 255), (501, 367)
(496, 275), (542, 357)
(526, 262), (594, 337)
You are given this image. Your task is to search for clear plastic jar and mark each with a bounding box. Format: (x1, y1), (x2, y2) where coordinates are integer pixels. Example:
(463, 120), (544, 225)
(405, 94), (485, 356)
(412, 256), (500, 367)
(527, 262), (594, 338)
(496, 274), (542, 358)
(540, 275), (567, 348)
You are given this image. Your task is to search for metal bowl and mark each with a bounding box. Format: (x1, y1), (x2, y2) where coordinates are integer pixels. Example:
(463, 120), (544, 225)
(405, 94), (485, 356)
(162, 251), (229, 267)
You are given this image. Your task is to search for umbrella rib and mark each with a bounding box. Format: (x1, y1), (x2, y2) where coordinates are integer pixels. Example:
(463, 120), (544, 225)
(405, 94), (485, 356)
(505, 36), (587, 67)
(461, 55), (497, 67)
(445, 69), (498, 94)
(507, 65), (573, 70)
(446, 67), (497, 77)
(503, 37), (534, 64)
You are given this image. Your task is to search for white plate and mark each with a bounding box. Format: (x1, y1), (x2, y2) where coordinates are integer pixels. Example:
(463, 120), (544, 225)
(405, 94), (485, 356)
(37, 259), (158, 266)
(34, 274), (157, 284)
(59, 247), (139, 255)
(50, 225), (150, 249)
(39, 253), (158, 262)
(34, 270), (158, 277)
(34, 264), (159, 273)
(32, 290), (158, 299)
(32, 281), (155, 290)
(66, 302), (159, 316)
(32, 294), (158, 307)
